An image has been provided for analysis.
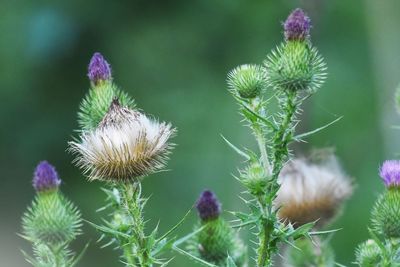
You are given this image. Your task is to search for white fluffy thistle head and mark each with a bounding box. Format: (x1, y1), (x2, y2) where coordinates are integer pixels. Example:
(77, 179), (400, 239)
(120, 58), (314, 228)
(69, 99), (175, 182)
(274, 152), (353, 227)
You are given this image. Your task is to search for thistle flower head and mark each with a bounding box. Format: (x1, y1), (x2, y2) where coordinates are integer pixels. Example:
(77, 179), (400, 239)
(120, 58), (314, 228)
(227, 64), (266, 98)
(275, 153), (352, 227)
(284, 8), (311, 41)
(69, 99), (175, 182)
(32, 161), (61, 192)
(196, 190), (221, 221)
(379, 160), (400, 188)
(88, 52), (112, 85)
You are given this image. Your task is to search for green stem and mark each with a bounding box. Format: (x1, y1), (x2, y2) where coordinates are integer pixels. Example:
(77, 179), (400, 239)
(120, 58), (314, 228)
(250, 98), (272, 175)
(272, 90), (297, 177)
(255, 90), (298, 267)
(119, 182), (151, 267)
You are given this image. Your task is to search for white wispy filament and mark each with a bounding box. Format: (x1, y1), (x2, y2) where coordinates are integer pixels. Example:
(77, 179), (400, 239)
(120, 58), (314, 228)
(69, 100), (175, 181)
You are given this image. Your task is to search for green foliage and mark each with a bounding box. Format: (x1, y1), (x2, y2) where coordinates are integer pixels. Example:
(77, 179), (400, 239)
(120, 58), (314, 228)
(371, 189), (400, 238)
(227, 64), (267, 99)
(78, 81), (135, 131)
(264, 41), (326, 93)
(90, 183), (182, 266)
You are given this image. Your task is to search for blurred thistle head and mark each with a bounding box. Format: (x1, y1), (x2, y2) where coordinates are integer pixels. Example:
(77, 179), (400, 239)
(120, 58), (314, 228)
(32, 161), (61, 192)
(275, 152), (353, 227)
(69, 99), (175, 182)
(379, 160), (400, 188)
(227, 64), (266, 99)
(284, 8), (311, 41)
(88, 52), (112, 85)
(196, 190), (221, 221)
(355, 239), (381, 266)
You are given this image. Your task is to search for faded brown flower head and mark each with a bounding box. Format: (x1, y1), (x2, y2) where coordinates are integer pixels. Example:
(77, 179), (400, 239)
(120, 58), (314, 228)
(69, 99), (175, 182)
(275, 153), (352, 228)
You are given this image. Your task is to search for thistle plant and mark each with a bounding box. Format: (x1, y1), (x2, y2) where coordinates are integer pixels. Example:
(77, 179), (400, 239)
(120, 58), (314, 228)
(21, 161), (84, 267)
(223, 8), (346, 267)
(355, 160), (400, 266)
(69, 52), (178, 266)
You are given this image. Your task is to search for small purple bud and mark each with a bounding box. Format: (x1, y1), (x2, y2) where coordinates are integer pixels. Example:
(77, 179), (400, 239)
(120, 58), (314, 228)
(284, 8), (311, 41)
(196, 190), (221, 221)
(88, 52), (112, 84)
(32, 161), (61, 192)
(379, 160), (400, 188)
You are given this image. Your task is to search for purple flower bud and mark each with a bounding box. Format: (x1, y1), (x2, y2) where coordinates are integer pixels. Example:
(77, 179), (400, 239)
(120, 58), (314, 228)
(196, 190), (221, 221)
(379, 160), (400, 188)
(284, 8), (311, 41)
(33, 161), (61, 192)
(88, 52), (112, 84)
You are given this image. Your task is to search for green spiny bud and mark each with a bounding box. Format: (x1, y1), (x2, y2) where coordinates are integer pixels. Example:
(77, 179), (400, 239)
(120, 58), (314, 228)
(285, 238), (335, 267)
(264, 41), (326, 93)
(371, 188), (400, 238)
(79, 54), (135, 131)
(240, 161), (268, 197)
(355, 239), (381, 267)
(22, 192), (82, 245)
(227, 64), (267, 99)
(194, 191), (247, 266)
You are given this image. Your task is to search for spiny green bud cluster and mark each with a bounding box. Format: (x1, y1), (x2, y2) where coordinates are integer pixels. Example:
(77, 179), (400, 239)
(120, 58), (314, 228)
(227, 64), (267, 99)
(21, 161), (83, 267)
(371, 188), (400, 238)
(22, 192), (82, 245)
(194, 191), (246, 266)
(239, 160), (269, 197)
(355, 239), (381, 267)
(264, 9), (326, 93)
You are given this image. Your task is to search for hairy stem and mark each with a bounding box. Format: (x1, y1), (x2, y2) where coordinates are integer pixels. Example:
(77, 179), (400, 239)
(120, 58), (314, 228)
(119, 182), (151, 267)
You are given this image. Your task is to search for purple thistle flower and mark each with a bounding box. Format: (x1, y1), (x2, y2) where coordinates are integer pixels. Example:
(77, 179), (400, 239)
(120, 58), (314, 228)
(33, 161), (61, 192)
(88, 52), (112, 84)
(196, 190), (221, 221)
(284, 8), (311, 41)
(379, 160), (400, 188)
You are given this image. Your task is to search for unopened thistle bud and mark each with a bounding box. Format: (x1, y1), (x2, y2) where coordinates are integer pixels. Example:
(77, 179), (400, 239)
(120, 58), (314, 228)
(70, 99), (175, 182)
(265, 8), (326, 92)
(275, 155), (352, 227)
(194, 190), (246, 266)
(371, 161), (400, 238)
(355, 239), (381, 266)
(22, 162), (82, 245)
(32, 161), (61, 192)
(196, 190), (221, 221)
(88, 52), (112, 85)
(227, 64), (266, 99)
(79, 52), (135, 131)
(284, 8), (311, 41)
(379, 160), (400, 188)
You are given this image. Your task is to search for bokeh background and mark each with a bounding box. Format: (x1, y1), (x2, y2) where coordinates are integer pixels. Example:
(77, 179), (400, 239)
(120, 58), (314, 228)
(2, 0), (400, 266)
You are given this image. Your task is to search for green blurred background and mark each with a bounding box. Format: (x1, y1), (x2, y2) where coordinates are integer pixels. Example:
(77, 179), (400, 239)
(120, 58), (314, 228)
(1, 0), (400, 266)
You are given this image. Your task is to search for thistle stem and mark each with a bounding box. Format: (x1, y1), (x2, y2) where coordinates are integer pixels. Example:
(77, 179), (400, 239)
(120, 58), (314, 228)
(272, 90), (297, 177)
(119, 182), (151, 267)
